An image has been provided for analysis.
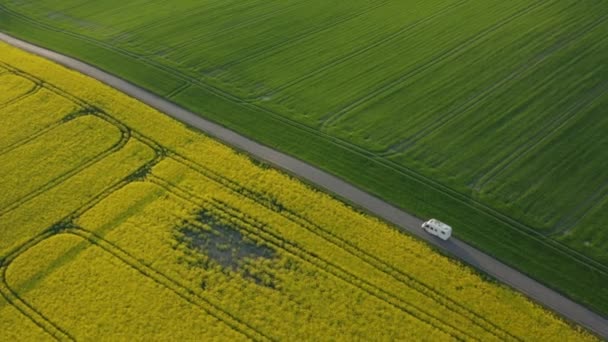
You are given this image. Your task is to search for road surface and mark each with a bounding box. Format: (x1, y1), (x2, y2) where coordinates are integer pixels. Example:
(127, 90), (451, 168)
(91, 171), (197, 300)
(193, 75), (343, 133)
(1, 32), (607, 338)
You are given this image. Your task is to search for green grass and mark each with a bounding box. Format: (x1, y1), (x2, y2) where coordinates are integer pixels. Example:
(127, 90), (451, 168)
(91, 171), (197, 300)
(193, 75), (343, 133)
(2, 0), (608, 316)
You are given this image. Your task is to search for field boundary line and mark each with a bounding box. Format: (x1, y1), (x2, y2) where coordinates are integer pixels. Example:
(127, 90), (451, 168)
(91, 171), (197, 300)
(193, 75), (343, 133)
(3, 14), (607, 280)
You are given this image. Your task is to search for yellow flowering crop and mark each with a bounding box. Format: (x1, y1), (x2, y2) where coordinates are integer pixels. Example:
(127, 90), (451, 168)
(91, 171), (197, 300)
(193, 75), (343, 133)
(5, 234), (246, 341)
(0, 88), (79, 150)
(0, 41), (597, 341)
(0, 296), (51, 341)
(0, 72), (35, 104)
(0, 115), (121, 209)
(0, 139), (155, 256)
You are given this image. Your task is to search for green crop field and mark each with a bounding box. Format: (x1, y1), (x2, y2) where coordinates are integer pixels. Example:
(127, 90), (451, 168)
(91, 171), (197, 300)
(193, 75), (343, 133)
(1, 41), (594, 340)
(1, 0), (608, 315)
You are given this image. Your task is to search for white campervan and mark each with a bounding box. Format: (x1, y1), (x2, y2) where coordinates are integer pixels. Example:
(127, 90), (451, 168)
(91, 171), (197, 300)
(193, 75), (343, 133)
(421, 219), (452, 240)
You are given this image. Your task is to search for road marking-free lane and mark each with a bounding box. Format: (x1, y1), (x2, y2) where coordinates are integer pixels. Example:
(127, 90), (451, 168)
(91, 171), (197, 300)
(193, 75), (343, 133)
(1, 32), (606, 338)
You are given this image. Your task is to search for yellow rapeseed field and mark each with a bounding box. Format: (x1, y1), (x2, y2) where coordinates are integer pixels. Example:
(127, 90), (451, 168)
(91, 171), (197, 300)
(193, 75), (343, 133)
(0, 41), (596, 340)
(0, 72), (35, 104)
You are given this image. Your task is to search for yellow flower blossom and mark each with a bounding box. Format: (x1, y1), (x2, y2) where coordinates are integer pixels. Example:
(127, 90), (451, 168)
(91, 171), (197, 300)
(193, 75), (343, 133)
(0, 41), (597, 341)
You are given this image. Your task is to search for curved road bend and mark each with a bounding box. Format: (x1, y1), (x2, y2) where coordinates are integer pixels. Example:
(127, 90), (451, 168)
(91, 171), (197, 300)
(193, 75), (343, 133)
(1, 32), (606, 338)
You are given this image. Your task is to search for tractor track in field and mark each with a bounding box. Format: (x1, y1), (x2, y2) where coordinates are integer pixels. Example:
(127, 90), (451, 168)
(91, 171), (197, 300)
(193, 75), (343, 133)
(0, 122), (128, 217)
(0, 82), (41, 109)
(149, 177), (477, 341)
(473, 78), (608, 193)
(319, 0), (554, 129)
(162, 154), (522, 339)
(0, 69), (132, 217)
(211, 0), (390, 70)
(1, 225), (267, 342)
(65, 227), (271, 342)
(268, 0), (467, 96)
(0, 2), (396, 161)
(0, 229), (75, 342)
(378, 13), (608, 158)
(163, 0), (318, 53)
(151, 169), (520, 341)
(1, 29), (608, 339)
(552, 180), (608, 237)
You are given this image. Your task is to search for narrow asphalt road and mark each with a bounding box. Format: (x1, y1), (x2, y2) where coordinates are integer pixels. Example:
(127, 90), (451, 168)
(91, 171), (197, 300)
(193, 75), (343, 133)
(1, 32), (607, 338)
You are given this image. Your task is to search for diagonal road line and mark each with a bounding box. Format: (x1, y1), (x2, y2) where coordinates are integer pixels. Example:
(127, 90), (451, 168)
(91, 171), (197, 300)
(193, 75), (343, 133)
(1, 32), (607, 338)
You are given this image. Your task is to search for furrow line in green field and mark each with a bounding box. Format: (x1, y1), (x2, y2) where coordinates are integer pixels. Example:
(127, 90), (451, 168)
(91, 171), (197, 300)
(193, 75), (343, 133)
(0, 3), (393, 155)
(165, 0), (318, 53)
(385, 13), (608, 158)
(319, 0), (553, 128)
(270, 0), (467, 95)
(165, 81), (191, 99)
(553, 181), (608, 237)
(378, 149), (608, 275)
(214, 0), (392, 70)
(118, 0), (293, 55)
(474, 80), (608, 192)
(108, 0), (228, 42)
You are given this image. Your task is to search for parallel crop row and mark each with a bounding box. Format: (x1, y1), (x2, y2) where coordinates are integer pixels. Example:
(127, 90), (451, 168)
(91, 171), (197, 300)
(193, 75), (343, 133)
(0, 40), (597, 341)
(166, 155), (516, 340)
(147, 177), (463, 340)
